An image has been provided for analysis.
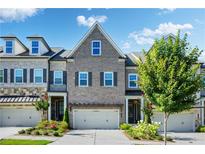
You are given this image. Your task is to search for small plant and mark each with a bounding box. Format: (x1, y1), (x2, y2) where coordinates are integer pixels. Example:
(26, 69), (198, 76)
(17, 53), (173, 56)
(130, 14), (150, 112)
(59, 121), (68, 130)
(120, 123), (132, 130)
(196, 126), (205, 132)
(53, 131), (60, 137)
(36, 120), (49, 129)
(18, 129), (25, 134)
(32, 130), (40, 136)
(63, 108), (69, 127)
(42, 130), (49, 136)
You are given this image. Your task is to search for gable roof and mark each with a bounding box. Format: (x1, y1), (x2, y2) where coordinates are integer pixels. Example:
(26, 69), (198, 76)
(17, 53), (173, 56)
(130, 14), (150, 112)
(27, 35), (51, 51)
(0, 35), (28, 51)
(67, 22), (126, 58)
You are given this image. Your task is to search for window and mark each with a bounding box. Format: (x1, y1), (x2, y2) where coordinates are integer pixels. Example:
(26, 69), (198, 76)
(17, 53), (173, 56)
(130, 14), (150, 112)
(0, 70), (3, 83)
(54, 71), (63, 85)
(15, 69), (23, 83)
(128, 73), (138, 88)
(32, 41), (39, 54)
(79, 72), (88, 87)
(104, 72), (113, 87)
(34, 69), (43, 84)
(91, 40), (101, 56)
(5, 41), (13, 54)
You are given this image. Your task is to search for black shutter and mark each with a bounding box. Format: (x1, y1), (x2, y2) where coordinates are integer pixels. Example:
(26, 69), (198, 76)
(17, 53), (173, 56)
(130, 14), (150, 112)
(4, 69), (7, 83)
(100, 72), (104, 86)
(10, 69), (14, 83)
(49, 71), (53, 84)
(89, 72), (92, 86)
(23, 69), (27, 83)
(114, 72), (117, 86)
(30, 69), (34, 83)
(75, 72), (78, 86)
(63, 71), (67, 84)
(43, 69), (47, 83)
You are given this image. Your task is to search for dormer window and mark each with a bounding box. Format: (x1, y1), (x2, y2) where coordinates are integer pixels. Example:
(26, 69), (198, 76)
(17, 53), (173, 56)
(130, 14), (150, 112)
(31, 41), (39, 54)
(5, 40), (13, 54)
(91, 40), (101, 56)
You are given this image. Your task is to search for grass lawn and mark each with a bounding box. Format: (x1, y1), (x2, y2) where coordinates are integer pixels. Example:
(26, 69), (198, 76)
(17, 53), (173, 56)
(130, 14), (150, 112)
(0, 139), (52, 145)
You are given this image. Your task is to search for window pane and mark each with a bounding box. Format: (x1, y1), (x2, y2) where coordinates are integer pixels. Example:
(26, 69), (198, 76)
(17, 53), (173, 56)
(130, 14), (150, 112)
(35, 70), (42, 83)
(6, 47), (12, 53)
(32, 41), (38, 47)
(93, 41), (100, 47)
(80, 73), (87, 80)
(105, 80), (112, 86)
(35, 77), (42, 83)
(6, 41), (12, 47)
(130, 75), (137, 81)
(0, 77), (3, 83)
(32, 47), (38, 54)
(55, 72), (62, 78)
(16, 70), (22, 76)
(130, 81), (137, 87)
(105, 73), (112, 80)
(0, 70), (3, 76)
(92, 48), (100, 55)
(16, 77), (22, 83)
(35, 70), (42, 76)
(55, 78), (62, 84)
(80, 79), (87, 86)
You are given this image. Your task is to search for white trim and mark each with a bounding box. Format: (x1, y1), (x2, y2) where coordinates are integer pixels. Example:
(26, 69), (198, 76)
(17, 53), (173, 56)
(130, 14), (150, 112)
(54, 71), (63, 85)
(104, 72), (114, 87)
(128, 73), (138, 88)
(0, 69), (4, 84)
(30, 40), (40, 55)
(14, 69), (23, 84)
(79, 72), (88, 87)
(72, 109), (120, 129)
(34, 69), (43, 84)
(4, 40), (14, 55)
(67, 22), (126, 58)
(91, 40), (101, 56)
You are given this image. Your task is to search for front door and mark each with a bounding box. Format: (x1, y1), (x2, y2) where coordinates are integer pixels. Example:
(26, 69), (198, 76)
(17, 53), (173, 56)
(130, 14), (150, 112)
(51, 98), (64, 121)
(128, 100), (141, 124)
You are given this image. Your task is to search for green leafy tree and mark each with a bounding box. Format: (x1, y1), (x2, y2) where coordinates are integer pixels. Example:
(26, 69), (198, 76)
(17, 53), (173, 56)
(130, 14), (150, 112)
(137, 32), (203, 144)
(143, 100), (153, 124)
(33, 94), (49, 121)
(63, 107), (69, 127)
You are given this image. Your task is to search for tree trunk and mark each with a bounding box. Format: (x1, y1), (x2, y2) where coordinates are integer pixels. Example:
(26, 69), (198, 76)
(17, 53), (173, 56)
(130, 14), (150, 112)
(164, 112), (168, 145)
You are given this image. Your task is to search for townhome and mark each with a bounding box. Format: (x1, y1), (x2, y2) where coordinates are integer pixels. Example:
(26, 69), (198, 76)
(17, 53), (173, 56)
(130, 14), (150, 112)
(0, 22), (204, 131)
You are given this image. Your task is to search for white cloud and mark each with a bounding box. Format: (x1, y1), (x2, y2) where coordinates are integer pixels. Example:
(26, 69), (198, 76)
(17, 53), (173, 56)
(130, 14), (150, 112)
(122, 42), (131, 49)
(76, 15), (108, 27)
(128, 22), (193, 45)
(158, 8), (176, 15)
(0, 8), (41, 23)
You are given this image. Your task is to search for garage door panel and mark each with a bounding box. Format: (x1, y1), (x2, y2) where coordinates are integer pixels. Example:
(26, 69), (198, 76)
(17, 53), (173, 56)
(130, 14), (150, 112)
(152, 112), (195, 132)
(0, 108), (41, 127)
(74, 109), (119, 129)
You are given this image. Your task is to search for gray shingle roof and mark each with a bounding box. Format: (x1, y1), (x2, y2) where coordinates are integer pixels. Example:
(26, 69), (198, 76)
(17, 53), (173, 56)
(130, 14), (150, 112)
(125, 52), (145, 66)
(50, 50), (71, 61)
(0, 96), (40, 104)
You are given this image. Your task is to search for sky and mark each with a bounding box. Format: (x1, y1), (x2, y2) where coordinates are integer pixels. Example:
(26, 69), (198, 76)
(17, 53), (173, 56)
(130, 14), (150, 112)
(0, 8), (205, 54)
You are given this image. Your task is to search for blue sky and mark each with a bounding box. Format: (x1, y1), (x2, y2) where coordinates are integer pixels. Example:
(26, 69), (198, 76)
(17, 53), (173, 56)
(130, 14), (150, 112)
(0, 8), (205, 53)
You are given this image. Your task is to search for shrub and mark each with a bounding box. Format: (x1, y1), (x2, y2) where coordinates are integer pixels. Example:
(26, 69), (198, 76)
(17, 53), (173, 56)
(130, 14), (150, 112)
(49, 120), (58, 130)
(18, 129), (25, 134)
(125, 121), (160, 140)
(36, 120), (49, 129)
(196, 126), (205, 132)
(32, 130), (40, 135)
(53, 131), (60, 137)
(120, 123), (132, 130)
(42, 130), (49, 136)
(63, 108), (69, 127)
(59, 121), (68, 130)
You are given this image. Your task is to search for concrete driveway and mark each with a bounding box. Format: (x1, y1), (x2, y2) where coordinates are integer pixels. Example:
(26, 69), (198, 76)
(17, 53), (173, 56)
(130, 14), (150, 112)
(0, 127), (28, 139)
(51, 129), (132, 145)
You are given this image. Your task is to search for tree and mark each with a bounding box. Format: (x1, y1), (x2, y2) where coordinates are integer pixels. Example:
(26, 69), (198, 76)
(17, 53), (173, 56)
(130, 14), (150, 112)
(63, 107), (69, 127)
(137, 32), (203, 145)
(33, 94), (49, 121)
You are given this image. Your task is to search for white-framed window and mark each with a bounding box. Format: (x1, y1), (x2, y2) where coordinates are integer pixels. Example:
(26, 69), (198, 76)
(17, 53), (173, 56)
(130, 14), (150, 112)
(79, 72), (88, 87)
(128, 73), (138, 88)
(15, 69), (23, 84)
(104, 72), (113, 87)
(54, 71), (63, 85)
(91, 40), (101, 56)
(5, 40), (13, 54)
(31, 41), (39, 54)
(34, 69), (43, 84)
(0, 70), (3, 83)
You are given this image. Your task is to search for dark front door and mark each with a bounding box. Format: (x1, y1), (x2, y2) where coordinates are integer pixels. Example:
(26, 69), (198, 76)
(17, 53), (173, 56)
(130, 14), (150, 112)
(128, 101), (141, 124)
(51, 98), (64, 121)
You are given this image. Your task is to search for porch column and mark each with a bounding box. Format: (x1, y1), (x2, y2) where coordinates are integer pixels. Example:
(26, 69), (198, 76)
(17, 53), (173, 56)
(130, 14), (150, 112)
(63, 94), (67, 111)
(48, 96), (51, 120)
(126, 98), (128, 123)
(202, 99), (205, 126)
(140, 97), (144, 121)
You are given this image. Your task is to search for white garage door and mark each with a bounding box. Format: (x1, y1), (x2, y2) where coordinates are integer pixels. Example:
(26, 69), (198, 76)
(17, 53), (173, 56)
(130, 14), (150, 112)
(152, 112), (195, 132)
(73, 109), (119, 129)
(0, 108), (41, 127)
